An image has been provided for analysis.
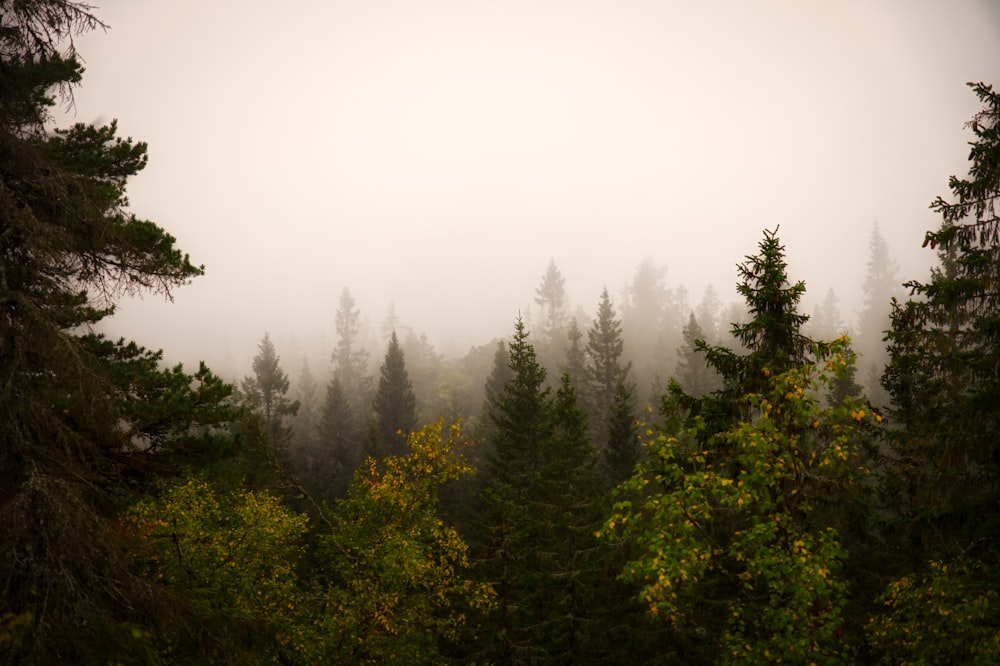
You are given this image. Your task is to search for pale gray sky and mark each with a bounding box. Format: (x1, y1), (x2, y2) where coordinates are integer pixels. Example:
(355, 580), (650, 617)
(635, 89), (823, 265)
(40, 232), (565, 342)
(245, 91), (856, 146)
(62, 0), (1000, 372)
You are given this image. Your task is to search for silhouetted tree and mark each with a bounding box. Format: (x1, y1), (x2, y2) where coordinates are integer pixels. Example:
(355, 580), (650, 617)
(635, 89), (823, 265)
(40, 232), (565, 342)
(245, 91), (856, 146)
(604, 377), (640, 486)
(674, 312), (721, 398)
(810, 287), (848, 341)
(694, 227), (812, 430)
(857, 222), (901, 407)
(332, 287), (373, 420)
(314, 374), (358, 500)
(871, 82), (1000, 665)
(370, 330), (418, 458)
(587, 287), (631, 447)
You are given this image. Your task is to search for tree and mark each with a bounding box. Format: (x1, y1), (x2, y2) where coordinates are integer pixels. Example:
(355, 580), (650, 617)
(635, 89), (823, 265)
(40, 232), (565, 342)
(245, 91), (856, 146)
(242, 333), (299, 454)
(562, 316), (589, 392)
(534, 258), (570, 350)
(0, 4), (234, 661)
(476, 318), (553, 663)
(857, 222), (901, 407)
(313, 374), (359, 501)
(810, 287), (848, 341)
(695, 284), (724, 345)
(621, 257), (676, 404)
(604, 376), (640, 486)
(674, 312), (721, 398)
(477, 339), (513, 442)
(370, 330), (417, 458)
(602, 339), (874, 663)
(535, 373), (608, 662)
(587, 286), (631, 446)
(332, 287), (372, 419)
(129, 476), (310, 662)
(873, 83), (1000, 659)
(291, 358), (321, 458)
(693, 227), (813, 430)
(531, 259), (571, 378)
(318, 421), (496, 664)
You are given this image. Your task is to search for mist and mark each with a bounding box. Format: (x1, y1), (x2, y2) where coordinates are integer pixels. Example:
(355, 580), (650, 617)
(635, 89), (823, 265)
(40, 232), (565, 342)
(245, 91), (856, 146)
(60, 0), (1000, 381)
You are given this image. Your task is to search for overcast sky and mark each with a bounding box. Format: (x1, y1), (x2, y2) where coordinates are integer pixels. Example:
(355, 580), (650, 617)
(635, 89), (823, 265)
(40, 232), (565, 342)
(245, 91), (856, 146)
(62, 0), (1000, 373)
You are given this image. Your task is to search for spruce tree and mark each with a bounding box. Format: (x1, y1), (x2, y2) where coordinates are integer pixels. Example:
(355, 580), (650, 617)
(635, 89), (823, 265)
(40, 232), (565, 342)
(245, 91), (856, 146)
(315, 374), (358, 500)
(621, 258), (671, 401)
(534, 259), (569, 341)
(587, 287), (631, 447)
(868, 82), (1000, 666)
(674, 312), (721, 398)
(881, 81), (1000, 565)
(476, 318), (553, 663)
(695, 227), (812, 429)
(536, 373), (607, 662)
(604, 377), (640, 487)
(244, 334), (299, 445)
(332, 287), (372, 419)
(371, 330), (418, 458)
(858, 222), (901, 407)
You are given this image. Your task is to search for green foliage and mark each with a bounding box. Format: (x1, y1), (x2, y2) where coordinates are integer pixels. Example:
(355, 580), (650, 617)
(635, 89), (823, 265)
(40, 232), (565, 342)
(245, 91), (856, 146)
(866, 559), (1000, 665)
(319, 421), (496, 664)
(872, 81), (1000, 663)
(130, 477), (310, 662)
(0, 5), (229, 661)
(881, 81), (1000, 561)
(692, 228), (813, 434)
(601, 339), (873, 663)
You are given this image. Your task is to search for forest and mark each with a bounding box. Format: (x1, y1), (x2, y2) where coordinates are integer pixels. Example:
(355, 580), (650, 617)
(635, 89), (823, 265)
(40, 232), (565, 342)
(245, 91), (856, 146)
(2, 2), (1000, 664)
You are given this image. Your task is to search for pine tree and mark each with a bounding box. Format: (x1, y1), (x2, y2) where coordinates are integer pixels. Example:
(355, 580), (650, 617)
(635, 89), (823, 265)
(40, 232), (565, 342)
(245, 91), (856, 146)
(291, 359), (320, 456)
(695, 227), (812, 429)
(332, 287), (372, 419)
(476, 318), (553, 663)
(535, 259), (569, 341)
(315, 374), (358, 500)
(371, 330), (418, 458)
(587, 287), (631, 447)
(241, 334), (299, 488)
(621, 258), (674, 404)
(881, 81), (1000, 565)
(534, 259), (570, 371)
(870, 82), (1000, 665)
(674, 312), (721, 398)
(0, 5), (234, 660)
(858, 222), (901, 407)
(477, 339), (513, 442)
(536, 373), (607, 661)
(810, 287), (848, 341)
(604, 377), (640, 486)
(245, 334), (299, 442)
(695, 284), (724, 344)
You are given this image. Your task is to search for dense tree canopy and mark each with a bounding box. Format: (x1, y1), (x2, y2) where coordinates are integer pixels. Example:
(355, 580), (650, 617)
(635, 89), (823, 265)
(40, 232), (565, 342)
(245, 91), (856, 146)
(3, 4), (997, 663)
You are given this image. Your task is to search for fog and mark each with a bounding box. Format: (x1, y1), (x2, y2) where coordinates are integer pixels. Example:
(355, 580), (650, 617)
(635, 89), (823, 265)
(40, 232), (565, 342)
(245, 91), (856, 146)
(62, 1), (1000, 378)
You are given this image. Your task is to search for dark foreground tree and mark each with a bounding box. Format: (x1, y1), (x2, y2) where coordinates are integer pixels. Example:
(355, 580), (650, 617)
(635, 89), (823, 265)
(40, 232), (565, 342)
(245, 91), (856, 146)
(871, 82), (1000, 664)
(0, 4), (233, 662)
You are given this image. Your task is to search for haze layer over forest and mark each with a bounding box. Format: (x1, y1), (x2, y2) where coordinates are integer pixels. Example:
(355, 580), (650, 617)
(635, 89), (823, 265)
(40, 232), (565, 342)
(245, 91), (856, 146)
(56, 0), (1000, 376)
